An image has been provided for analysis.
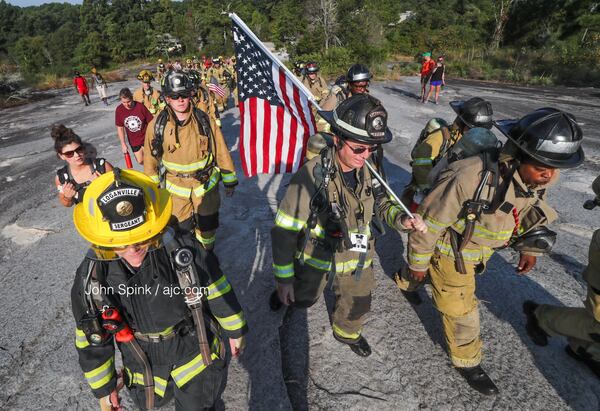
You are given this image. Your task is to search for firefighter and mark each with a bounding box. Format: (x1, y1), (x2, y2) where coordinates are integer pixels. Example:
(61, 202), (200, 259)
(144, 71), (238, 251)
(320, 64), (372, 111)
(187, 69), (221, 127)
(70, 168), (247, 410)
(406, 108), (584, 394)
(524, 175), (600, 379)
(208, 57), (232, 113)
(228, 55), (239, 107)
(396, 97), (494, 302)
(316, 63), (372, 133)
(301, 62), (329, 103)
(157, 58), (166, 82)
(270, 94), (427, 357)
(133, 70), (165, 115)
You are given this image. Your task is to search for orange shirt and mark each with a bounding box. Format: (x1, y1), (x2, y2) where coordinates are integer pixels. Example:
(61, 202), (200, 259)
(420, 60), (436, 77)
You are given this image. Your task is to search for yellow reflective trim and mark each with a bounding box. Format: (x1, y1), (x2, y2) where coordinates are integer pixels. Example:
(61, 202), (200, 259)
(425, 215), (450, 233)
(435, 241), (494, 261)
(332, 323), (360, 340)
(408, 251), (433, 265)
(221, 171), (237, 184)
(163, 154), (212, 173)
(196, 232), (216, 246)
(413, 158), (433, 166)
(192, 168), (220, 197)
(171, 337), (221, 388)
(207, 275), (232, 300)
(125, 367), (167, 397)
(149, 174), (160, 184)
(75, 328), (90, 349)
(215, 312), (246, 331)
(386, 205), (402, 226)
(275, 209), (306, 232)
(273, 262), (295, 279)
(452, 220), (514, 242)
(165, 180), (192, 198)
(294, 252), (373, 273)
(84, 357), (115, 390)
(310, 224), (325, 239)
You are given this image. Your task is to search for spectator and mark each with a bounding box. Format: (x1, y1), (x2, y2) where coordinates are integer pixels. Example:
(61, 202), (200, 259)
(419, 52), (435, 103)
(425, 56), (446, 104)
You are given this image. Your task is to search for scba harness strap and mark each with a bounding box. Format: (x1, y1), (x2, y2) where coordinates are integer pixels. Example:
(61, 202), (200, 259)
(57, 158), (107, 204)
(151, 107), (217, 185)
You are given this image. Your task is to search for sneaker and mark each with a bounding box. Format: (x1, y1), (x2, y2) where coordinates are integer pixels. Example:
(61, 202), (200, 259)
(523, 300), (549, 346)
(456, 365), (499, 395)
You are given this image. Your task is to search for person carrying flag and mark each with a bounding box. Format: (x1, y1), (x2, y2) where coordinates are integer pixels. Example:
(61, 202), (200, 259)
(270, 94), (427, 357)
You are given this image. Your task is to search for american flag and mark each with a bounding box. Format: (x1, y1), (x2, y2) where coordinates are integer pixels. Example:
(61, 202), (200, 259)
(231, 16), (317, 177)
(207, 79), (226, 97)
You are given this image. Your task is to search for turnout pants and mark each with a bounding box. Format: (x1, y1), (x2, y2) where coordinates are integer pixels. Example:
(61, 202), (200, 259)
(429, 254), (482, 367)
(122, 331), (225, 410)
(292, 261), (375, 343)
(535, 304), (600, 362)
(171, 186), (220, 250)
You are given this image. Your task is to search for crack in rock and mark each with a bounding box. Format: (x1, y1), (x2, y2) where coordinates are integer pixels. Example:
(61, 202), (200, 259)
(308, 374), (388, 402)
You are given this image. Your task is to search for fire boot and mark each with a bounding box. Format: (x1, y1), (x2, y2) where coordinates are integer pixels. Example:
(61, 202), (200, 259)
(523, 300), (549, 346)
(456, 365), (499, 395)
(333, 333), (372, 357)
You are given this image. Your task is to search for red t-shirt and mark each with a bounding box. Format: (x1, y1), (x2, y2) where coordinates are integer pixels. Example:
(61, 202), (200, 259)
(420, 60), (436, 77)
(73, 76), (88, 94)
(115, 102), (153, 147)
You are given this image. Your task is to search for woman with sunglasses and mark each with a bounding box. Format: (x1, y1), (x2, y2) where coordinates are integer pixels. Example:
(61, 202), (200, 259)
(52, 124), (113, 207)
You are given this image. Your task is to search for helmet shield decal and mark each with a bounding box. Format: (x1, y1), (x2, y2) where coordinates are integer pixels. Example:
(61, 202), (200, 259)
(366, 109), (387, 140)
(97, 181), (146, 231)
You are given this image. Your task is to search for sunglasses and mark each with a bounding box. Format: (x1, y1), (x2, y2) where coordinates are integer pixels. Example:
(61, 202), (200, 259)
(111, 238), (155, 252)
(341, 139), (378, 154)
(167, 93), (191, 100)
(61, 146), (84, 158)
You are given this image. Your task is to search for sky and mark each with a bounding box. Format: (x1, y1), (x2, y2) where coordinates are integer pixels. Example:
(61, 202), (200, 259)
(7, 0), (83, 6)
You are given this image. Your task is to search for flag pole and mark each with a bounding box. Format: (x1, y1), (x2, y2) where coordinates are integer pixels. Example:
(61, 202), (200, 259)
(229, 13), (412, 217)
(229, 12), (319, 109)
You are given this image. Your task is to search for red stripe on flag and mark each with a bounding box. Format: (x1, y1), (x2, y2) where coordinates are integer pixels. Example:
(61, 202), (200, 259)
(249, 97), (258, 177)
(262, 99), (271, 174)
(292, 84), (311, 165)
(286, 117), (298, 173)
(278, 70), (296, 173)
(239, 102), (248, 176)
(275, 105), (284, 172)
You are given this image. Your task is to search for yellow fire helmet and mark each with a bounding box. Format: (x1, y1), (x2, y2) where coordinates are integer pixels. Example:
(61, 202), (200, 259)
(73, 168), (172, 248)
(137, 69), (154, 83)
(158, 58), (163, 64)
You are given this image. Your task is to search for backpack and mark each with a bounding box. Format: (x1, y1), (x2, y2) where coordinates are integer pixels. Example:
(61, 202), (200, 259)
(150, 107), (213, 159)
(410, 117), (451, 161)
(57, 158), (107, 204)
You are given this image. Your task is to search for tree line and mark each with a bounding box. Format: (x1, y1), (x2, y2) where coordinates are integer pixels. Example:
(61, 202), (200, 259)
(0, 0), (598, 87)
